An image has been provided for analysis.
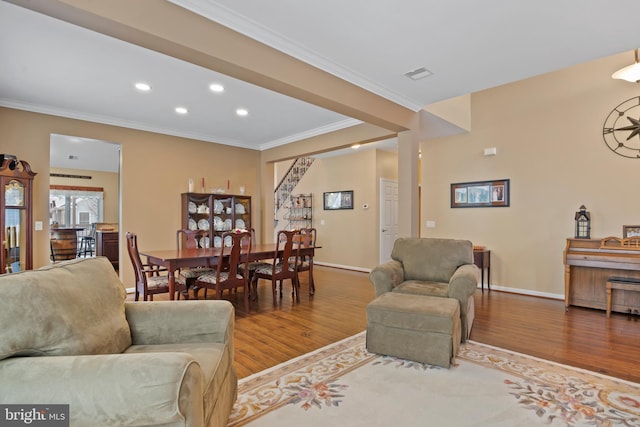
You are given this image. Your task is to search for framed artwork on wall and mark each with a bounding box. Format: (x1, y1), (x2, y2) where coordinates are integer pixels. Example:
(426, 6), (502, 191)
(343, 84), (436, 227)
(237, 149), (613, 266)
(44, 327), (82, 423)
(623, 225), (640, 238)
(451, 179), (510, 208)
(323, 190), (353, 210)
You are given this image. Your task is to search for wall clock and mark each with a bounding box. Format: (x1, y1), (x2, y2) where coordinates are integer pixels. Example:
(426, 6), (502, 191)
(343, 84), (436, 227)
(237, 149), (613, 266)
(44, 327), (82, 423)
(603, 96), (640, 158)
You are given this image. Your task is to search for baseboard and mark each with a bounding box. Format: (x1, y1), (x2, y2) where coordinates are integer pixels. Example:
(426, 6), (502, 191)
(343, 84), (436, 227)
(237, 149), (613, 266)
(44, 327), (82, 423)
(314, 261), (371, 273)
(477, 283), (563, 300)
(316, 262), (564, 300)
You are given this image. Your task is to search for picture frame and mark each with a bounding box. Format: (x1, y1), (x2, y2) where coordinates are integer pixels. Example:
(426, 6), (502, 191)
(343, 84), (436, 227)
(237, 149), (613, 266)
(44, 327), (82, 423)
(323, 190), (353, 210)
(451, 179), (509, 208)
(623, 225), (640, 238)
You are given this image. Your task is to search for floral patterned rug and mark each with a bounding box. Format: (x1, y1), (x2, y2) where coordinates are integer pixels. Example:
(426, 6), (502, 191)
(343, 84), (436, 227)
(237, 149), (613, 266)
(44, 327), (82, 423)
(227, 332), (640, 426)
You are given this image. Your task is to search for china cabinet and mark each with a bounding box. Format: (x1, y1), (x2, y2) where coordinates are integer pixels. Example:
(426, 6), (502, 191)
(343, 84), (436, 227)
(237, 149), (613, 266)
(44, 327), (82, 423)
(286, 194), (312, 230)
(1, 156), (36, 274)
(181, 193), (251, 248)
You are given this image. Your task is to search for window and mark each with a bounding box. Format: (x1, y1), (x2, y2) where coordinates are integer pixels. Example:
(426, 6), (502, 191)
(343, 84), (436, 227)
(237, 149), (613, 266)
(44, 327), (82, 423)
(49, 186), (104, 233)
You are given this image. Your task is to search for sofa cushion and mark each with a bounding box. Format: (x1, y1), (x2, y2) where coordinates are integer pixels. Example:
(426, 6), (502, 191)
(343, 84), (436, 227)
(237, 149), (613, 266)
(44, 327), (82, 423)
(391, 238), (473, 283)
(125, 342), (232, 426)
(0, 257), (131, 360)
(393, 280), (449, 298)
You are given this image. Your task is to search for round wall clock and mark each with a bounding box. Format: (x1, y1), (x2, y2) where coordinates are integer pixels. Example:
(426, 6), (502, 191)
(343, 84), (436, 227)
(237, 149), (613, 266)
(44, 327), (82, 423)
(603, 96), (640, 158)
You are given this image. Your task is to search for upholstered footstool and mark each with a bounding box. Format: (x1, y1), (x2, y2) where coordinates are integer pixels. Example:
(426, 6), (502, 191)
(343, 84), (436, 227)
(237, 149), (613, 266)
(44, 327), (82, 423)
(366, 292), (461, 368)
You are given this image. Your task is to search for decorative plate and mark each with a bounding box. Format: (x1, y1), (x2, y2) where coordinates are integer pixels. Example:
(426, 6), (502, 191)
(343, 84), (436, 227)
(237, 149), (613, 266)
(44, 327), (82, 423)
(235, 204), (245, 214)
(188, 218), (197, 230)
(214, 236), (222, 248)
(224, 219), (233, 230)
(214, 200), (224, 214)
(188, 201), (197, 214)
(236, 219), (245, 229)
(199, 236), (210, 248)
(224, 236), (232, 247)
(197, 219), (210, 230)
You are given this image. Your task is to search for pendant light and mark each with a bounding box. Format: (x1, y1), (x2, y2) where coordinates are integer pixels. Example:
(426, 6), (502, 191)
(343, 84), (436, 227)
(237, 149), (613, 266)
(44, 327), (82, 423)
(612, 49), (640, 83)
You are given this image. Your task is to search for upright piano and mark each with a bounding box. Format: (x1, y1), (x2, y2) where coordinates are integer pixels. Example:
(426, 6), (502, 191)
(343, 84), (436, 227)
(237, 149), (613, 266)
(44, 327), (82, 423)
(563, 237), (640, 313)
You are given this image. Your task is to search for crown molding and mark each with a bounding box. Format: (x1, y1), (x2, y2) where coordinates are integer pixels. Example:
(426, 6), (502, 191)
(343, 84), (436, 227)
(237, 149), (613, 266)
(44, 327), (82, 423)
(0, 99), (360, 151)
(170, 0), (424, 112)
(259, 118), (363, 151)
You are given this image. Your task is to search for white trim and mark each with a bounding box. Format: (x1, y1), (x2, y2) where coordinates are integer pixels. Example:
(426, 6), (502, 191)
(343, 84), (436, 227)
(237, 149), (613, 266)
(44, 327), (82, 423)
(477, 283), (564, 300)
(314, 261), (371, 273)
(259, 118), (362, 150)
(169, 0), (424, 112)
(0, 99), (358, 150)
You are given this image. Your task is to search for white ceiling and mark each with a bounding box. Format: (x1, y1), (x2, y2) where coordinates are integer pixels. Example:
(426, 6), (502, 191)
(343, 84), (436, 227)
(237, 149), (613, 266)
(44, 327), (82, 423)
(2, 0), (640, 170)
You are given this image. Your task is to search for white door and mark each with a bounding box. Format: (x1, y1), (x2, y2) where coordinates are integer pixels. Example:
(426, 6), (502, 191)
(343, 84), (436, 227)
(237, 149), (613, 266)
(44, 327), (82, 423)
(379, 179), (398, 263)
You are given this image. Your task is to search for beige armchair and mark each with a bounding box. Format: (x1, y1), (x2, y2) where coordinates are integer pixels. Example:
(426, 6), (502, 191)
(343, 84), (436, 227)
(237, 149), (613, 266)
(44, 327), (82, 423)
(369, 237), (479, 341)
(0, 257), (237, 427)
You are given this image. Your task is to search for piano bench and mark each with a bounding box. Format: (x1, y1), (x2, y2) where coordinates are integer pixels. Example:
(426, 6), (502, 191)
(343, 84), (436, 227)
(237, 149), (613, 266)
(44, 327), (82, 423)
(606, 276), (640, 318)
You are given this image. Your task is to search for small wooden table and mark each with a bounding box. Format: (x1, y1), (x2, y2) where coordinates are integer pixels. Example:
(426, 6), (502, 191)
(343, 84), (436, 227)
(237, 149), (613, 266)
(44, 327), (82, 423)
(473, 248), (491, 292)
(140, 243), (317, 300)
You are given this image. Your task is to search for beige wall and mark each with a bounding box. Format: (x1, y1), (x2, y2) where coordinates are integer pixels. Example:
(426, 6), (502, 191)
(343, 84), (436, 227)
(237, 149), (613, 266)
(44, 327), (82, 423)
(0, 107), (261, 287)
(421, 51), (640, 297)
(50, 167), (119, 223)
(285, 148), (397, 270)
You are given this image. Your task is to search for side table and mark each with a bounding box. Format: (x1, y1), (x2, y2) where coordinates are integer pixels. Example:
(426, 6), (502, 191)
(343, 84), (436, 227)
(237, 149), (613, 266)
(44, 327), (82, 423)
(473, 248), (491, 292)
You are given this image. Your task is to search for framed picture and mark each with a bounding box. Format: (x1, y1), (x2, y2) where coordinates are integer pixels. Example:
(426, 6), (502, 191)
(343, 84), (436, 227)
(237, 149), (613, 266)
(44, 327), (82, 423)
(323, 190), (353, 210)
(451, 179), (509, 208)
(623, 225), (640, 238)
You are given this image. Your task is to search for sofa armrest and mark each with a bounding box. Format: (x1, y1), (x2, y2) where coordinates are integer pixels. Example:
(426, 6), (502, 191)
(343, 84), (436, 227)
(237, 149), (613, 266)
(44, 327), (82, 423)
(369, 260), (405, 297)
(448, 264), (480, 302)
(0, 353), (204, 426)
(125, 300), (234, 350)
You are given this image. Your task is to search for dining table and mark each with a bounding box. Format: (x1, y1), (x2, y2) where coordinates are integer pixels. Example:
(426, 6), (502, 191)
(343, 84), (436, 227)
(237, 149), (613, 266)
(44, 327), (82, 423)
(139, 243), (318, 300)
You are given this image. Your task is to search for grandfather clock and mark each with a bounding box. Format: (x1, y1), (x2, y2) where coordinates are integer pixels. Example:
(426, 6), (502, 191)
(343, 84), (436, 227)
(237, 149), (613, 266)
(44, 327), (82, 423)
(1, 155), (37, 274)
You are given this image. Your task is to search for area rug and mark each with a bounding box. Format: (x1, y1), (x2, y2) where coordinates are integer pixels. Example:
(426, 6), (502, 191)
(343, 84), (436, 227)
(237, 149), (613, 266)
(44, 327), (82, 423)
(227, 332), (640, 426)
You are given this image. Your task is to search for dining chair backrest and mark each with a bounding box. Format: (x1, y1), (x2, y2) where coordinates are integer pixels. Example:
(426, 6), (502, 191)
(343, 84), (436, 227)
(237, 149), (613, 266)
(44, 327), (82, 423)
(297, 227), (316, 248)
(126, 231), (145, 285)
(275, 230), (299, 269)
(177, 229), (208, 249)
(218, 230), (252, 280)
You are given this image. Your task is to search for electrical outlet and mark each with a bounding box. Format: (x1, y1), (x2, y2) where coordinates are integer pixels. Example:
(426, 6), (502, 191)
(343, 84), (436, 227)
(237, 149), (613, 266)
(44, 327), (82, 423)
(426, 220), (435, 228)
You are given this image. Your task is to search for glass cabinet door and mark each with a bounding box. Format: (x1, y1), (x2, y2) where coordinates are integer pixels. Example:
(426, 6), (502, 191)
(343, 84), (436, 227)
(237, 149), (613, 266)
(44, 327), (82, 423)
(3, 207), (25, 273)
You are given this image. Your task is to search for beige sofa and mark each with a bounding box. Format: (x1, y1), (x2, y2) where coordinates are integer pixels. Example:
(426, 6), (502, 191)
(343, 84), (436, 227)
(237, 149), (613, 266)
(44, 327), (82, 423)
(0, 257), (237, 427)
(369, 237), (479, 341)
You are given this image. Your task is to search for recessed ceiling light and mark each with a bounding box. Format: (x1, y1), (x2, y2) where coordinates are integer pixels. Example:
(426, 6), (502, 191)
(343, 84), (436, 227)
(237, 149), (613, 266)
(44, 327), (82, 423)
(175, 106), (188, 115)
(351, 144), (361, 149)
(209, 83), (225, 93)
(236, 108), (248, 117)
(134, 82), (152, 91)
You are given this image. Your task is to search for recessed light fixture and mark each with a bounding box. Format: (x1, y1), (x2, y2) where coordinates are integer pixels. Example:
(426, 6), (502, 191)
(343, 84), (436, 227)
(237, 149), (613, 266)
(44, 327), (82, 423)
(175, 106), (188, 115)
(209, 83), (225, 93)
(236, 108), (248, 117)
(351, 144), (361, 149)
(404, 66), (433, 81)
(134, 82), (152, 91)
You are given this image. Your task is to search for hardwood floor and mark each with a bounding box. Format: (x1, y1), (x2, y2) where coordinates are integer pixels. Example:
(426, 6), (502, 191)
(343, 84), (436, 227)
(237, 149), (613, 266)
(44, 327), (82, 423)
(144, 265), (640, 383)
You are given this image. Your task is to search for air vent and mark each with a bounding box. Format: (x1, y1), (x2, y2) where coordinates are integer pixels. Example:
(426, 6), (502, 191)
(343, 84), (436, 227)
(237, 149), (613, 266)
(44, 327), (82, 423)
(404, 67), (433, 80)
(68, 155), (79, 160)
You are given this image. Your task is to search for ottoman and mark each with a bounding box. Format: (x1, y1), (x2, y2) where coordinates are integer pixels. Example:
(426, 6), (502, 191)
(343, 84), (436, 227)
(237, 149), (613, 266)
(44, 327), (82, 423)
(366, 292), (461, 368)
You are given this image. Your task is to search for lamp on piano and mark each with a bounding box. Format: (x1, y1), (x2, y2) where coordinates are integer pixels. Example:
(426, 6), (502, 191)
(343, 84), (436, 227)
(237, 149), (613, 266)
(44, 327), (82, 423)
(574, 205), (591, 239)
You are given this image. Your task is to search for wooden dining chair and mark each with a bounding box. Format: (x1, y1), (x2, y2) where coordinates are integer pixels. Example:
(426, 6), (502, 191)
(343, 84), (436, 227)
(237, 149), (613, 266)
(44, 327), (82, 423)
(126, 231), (188, 301)
(250, 230), (300, 304)
(194, 230), (252, 312)
(294, 227), (316, 296)
(176, 229), (214, 297)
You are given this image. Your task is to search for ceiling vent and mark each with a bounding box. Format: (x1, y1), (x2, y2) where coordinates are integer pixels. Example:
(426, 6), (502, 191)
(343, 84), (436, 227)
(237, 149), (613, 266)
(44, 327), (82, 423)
(404, 67), (433, 80)
(68, 155), (79, 160)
